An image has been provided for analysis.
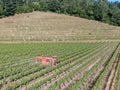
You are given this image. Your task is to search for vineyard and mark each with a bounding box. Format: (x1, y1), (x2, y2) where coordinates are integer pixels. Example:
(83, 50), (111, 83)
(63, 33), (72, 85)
(0, 11), (120, 42)
(0, 42), (119, 90)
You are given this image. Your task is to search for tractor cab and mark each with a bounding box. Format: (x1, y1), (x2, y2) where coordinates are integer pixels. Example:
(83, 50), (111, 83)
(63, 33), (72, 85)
(52, 56), (58, 61)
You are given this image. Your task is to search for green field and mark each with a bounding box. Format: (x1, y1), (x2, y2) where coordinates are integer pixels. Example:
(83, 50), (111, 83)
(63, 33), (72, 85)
(0, 42), (120, 90)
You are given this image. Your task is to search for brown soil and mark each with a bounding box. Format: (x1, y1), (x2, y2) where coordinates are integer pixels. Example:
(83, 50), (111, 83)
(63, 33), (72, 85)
(0, 11), (120, 42)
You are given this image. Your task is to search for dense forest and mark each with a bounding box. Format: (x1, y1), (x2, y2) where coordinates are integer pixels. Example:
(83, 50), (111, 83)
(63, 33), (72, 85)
(0, 0), (120, 26)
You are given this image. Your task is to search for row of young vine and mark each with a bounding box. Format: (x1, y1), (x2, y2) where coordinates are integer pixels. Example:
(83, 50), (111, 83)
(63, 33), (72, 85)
(0, 42), (120, 90)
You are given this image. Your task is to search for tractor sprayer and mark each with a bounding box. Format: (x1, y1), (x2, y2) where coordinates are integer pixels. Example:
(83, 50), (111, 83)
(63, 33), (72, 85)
(35, 56), (58, 67)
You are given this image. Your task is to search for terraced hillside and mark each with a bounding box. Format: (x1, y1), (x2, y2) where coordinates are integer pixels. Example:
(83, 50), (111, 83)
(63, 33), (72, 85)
(0, 11), (120, 42)
(0, 42), (120, 90)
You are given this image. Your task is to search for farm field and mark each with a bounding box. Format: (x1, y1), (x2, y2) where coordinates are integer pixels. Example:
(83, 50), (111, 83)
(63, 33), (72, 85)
(0, 11), (120, 42)
(0, 42), (120, 90)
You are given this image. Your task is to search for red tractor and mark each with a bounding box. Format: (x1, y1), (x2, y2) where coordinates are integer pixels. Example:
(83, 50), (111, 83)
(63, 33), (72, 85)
(35, 56), (58, 67)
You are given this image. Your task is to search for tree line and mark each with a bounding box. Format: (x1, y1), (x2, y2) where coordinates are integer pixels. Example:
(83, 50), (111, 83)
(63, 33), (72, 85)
(0, 0), (120, 26)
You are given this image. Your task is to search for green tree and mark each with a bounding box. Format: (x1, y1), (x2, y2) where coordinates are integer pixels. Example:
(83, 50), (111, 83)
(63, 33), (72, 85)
(2, 0), (16, 16)
(39, 0), (49, 11)
(0, 0), (3, 17)
(47, 0), (60, 12)
(109, 2), (120, 25)
(93, 0), (109, 22)
(66, 0), (80, 16)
